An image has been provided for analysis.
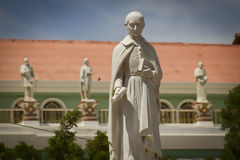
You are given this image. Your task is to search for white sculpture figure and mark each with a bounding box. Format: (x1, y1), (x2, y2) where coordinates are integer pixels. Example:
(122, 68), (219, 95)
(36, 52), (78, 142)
(194, 61), (208, 102)
(108, 11), (162, 160)
(80, 58), (93, 101)
(20, 58), (38, 101)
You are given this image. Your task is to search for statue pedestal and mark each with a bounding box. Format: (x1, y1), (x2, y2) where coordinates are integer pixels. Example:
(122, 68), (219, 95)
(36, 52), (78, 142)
(77, 99), (99, 127)
(192, 101), (214, 126)
(18, 100), (40, 126)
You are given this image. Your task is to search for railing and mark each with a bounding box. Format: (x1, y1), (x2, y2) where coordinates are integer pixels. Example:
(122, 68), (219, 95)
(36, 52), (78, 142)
(96, 109), (108, 124)
(96, 109), (222, 124)
(0, 108), (24, 123)
(39, 108), (68, 124)
(97, 109), (197, 124)
(160, 109), (197, 123)
(0, 108), (222, 124)
(211, 109), (222, 124)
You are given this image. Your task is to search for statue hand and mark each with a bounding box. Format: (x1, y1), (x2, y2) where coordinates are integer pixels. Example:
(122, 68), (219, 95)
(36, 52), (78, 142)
(141, 68), (154, 78)
(199, 79), (206, 83)
(114, 87), (121, 96)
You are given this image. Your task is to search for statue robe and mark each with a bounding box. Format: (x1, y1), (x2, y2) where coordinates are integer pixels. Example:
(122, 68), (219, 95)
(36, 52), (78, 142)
(108, 35), (162, 160)
(20, 64), (35, 87)
(194, 67), (208, 102)
(80, 65), (93, 100)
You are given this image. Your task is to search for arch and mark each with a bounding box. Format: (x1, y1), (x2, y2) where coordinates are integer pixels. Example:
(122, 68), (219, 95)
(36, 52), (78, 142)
(177, 99), (196, 123)
(160, 99), (174, 109)
(11, 97), (24, 109)
(40, 98), (66, 109)
(11, 97), (24, 123)
(40, 98), (66, 124)
(177, 99), (195, 109)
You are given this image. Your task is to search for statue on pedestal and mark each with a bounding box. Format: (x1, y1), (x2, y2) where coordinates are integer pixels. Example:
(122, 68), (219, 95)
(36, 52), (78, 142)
(78, 58), (98, 126)
(108, 11), (162, 160)
(80, 58), (93, 101)
(194, 61), (208, 102)
(193, 62), (213, 125)
(20, 58), (38, 102)
(19, 58), (39, 125)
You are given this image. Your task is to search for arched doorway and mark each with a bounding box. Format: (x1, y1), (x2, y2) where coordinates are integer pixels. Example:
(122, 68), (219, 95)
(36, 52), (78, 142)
(11, 98), (24, 123)
(160, 99), (174, 123)
(41, 98), (66, 123)
(178, 100), (196, 123)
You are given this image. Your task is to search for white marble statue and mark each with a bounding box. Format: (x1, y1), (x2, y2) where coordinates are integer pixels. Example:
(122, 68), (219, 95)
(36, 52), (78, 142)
(80, 58), (93, 101)
(108, 11), (162, 160)
(20, 58), (38, 101)
(194, 61), (208, 102)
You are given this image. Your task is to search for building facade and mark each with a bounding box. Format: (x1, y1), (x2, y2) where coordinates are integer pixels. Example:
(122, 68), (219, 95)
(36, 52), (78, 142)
(0, 38), (240, 159)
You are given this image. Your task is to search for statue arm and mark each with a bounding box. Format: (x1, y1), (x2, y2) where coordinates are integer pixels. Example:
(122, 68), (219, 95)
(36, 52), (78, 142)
(90, 67), (94, 75)
(80, 68), (85, 82)
(112, 44), (126, 96)
(113, 69), (124, 95)
(30, 66), (37, 80)
(144, 47), (162, 84)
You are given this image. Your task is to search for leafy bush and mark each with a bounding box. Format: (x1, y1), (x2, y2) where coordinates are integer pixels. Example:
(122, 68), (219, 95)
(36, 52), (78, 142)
(203, 157), (215, 160)
(93, 151), (109, 160)
(221, 85), (240, 160)
(85, 130), (109, 160)
(45, 109), (84, 160)
(0, 141), (40, 160)
(14, 141), (41, 160)
(0, 142), (15, 160)
(162, 156), (177, 160)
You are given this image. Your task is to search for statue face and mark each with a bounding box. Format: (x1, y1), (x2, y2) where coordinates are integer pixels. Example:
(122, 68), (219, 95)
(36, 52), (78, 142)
(24, 58), (29, 65)
(198, 62), (203, 69)
(125, 14), (145, 37)
(84, 59), (89, 65)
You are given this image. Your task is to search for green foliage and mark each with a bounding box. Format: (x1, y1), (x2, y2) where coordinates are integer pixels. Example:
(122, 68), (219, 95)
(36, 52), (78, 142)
(203, 157), (215, 160)
(93, 151), (109, 160)
(14, 141), (41, 160)
(85, 130), (109, 160)
(162, 156), (177, 160)
(221, 85), (240, 160)
(45, 109), (84, 160)
(0, 142), (15, 160)
(0, 141), (40, 160)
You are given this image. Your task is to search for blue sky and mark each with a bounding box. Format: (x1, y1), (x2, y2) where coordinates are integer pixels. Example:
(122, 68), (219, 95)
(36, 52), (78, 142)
(0, 0), (239, 44)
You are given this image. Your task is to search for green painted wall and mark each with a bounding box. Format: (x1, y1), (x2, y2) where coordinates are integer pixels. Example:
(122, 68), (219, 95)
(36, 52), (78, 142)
(161, 94), (227, 109)
(0, 92), (109, 109)
(0, 92), (227, 110)
(162, 149), (223, 158)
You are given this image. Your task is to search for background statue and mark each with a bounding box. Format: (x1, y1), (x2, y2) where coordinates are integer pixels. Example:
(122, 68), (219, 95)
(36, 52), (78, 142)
(194, 61), (208, 102)
(80, 58), (93, 101)
(108, 11), (162, 160)
(20, 57), (38, 101)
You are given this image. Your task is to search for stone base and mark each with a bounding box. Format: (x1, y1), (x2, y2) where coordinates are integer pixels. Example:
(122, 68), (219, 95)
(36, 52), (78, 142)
(195, 112), (212, 121)
(195, 121), (214, 126)
(192, 101), (214, 124)
(18, 100), (40, 124)
(24, 97), (36, 102)
(77, 99), (99, 128)
(78, 120), (99, 127)
(81, 99), (96, 103)
(19, 120), (40, 126)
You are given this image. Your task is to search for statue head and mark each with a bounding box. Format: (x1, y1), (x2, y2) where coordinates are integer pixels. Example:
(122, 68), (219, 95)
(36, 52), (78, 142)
(24, 57), (29, 65)
(198, 61), (203, 69)
(124, 11), (145, 37)
(84, 58), (89, 65)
